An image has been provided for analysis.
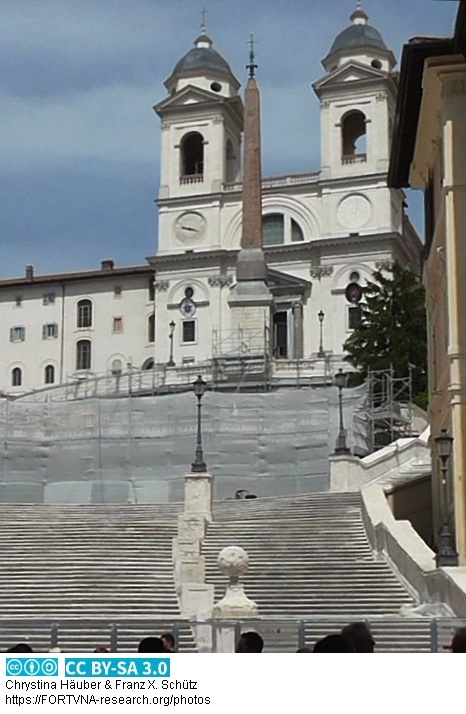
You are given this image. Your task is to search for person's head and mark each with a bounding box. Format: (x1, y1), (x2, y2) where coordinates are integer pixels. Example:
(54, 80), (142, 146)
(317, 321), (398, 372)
(6, 643), (33, 653)
(138, 637), (165, 653)
(341, 622), (375, 653)
(161, 633), (175, 652)
(313, 635), (355, 653)
(451, 627), (466, 653)
(296, 646), (312, 652)
(94, 646), (109, 653)
(235, 631), (264, 653)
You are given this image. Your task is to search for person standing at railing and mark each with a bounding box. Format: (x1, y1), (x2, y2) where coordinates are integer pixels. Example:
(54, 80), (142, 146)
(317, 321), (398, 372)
(450, 627), (466, 653)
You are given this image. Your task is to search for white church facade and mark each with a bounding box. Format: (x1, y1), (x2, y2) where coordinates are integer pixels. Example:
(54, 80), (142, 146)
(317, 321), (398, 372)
(0, 8), (422, 396)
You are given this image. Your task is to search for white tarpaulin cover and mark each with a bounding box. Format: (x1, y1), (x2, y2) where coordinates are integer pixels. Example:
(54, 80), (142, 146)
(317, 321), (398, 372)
(0, 386), (364, 503)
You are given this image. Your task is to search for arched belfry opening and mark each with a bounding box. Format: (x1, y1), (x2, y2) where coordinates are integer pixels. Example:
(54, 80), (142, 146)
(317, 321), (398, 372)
(341, 110), (367, 163)
(181, 132), (204, 180)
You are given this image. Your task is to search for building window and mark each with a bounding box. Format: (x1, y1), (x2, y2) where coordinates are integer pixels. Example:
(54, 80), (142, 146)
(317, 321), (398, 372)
(350, 271), (361, 283)
(341, 110), (367, 163)
(148, 277), (155, 302)
(142, 358), (154, 370)
(114, 286), (122, 298)
(225, 138), (238, 183)
(10, 326), (25, 342)
(44, 365), (55, 384)
(182, 320), (196, 343)
(111, 359), (122, 375)
(11, 367), (22, 387)
(180, 132), (204, 180)
(148, 314), (155, 343)
(14, 295), (22, 307)
(263, 214), (285, 246)
(42, 322), (58, 339)
(43, 292), (56, 305)
(76, 339), (92, 370)
(348, 305), (363, 330)
(112, 317), (123, 333)
(291, 219), (304, 242)
(77, 299), (92, 328)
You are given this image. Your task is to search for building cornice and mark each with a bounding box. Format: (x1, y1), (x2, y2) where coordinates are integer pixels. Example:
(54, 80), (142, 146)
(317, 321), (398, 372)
(149, 230), (417, 272)
(0, 265), (153, 289)
(388, 37), (456, 188)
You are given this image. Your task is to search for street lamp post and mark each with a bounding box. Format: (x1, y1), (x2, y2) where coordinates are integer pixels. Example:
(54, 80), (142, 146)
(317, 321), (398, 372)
(434, 428), (459, 567)
(167, 320), (176, 367)
(334, 368), (350, 455)
(317, 310), (325, 358)
(192, 375), (207, 473)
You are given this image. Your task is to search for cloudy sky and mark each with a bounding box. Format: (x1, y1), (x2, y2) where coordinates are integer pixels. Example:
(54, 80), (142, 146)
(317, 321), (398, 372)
(0, 0), (459, 278)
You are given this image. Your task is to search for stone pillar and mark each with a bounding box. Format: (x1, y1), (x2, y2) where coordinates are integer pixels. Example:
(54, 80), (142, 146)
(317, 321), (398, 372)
(292, 301), (304, 359)
(184, 470), (214, 522)
(174, 470), (215, 621)
(212, 546), (259, 653)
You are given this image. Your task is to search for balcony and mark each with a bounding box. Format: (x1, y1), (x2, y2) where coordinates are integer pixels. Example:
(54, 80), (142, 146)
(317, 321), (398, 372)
(180, 174), (204, 185)
(341, 153), (367, 165)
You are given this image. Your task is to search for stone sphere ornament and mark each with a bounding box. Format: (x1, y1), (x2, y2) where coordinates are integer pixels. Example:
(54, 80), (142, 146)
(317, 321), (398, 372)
(217, 546), (249, 580)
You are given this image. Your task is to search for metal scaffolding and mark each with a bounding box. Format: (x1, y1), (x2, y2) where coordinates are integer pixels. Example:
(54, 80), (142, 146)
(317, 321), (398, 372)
(353, 366), (413, 455)
(211, 326), (272, 392)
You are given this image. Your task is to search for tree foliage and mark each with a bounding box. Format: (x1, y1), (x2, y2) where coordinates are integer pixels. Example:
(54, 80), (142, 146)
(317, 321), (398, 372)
(343, 263), (428, 405)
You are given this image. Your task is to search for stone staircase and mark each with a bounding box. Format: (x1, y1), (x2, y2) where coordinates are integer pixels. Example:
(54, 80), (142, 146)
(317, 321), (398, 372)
(0, 504), (197, 653)
(204, 492), (433, 652)
(0, 493), (436, 653)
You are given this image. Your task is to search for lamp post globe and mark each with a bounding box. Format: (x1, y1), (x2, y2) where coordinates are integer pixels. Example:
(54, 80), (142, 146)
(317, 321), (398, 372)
(434, 428), (453, 462)
(193, 375), (206, 399)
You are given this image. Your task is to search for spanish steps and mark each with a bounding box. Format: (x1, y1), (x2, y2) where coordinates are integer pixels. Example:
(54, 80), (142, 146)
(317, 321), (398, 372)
(206, 492), (432, 652)
(0, 493), (432, 652)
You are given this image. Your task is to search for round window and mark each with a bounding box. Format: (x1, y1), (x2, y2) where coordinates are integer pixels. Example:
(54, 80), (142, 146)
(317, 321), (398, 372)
(371, 59), (382, 70)
(349, 271), (360, 283)
(210, 82), (222, 93)
(184, 286), (194, 299)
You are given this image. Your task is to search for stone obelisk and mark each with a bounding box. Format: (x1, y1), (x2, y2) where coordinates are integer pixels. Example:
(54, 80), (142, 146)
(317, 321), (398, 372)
(228, 36), (272, 340)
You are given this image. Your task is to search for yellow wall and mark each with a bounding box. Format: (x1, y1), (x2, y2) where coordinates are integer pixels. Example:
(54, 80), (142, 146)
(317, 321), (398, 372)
(411, 59), (466, 563)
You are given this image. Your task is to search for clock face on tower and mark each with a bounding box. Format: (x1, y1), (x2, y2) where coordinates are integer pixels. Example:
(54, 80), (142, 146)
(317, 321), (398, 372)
(175, 212), (206, 242)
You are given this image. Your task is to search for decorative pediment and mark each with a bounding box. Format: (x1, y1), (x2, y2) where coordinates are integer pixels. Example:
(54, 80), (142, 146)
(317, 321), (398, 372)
(267, 268), (310, 297)
(155, 84), (226, 112)
(314, 60), (385, 92)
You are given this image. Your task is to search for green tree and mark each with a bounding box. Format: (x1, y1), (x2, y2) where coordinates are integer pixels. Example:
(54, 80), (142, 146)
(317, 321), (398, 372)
(343, 263), (428, 408)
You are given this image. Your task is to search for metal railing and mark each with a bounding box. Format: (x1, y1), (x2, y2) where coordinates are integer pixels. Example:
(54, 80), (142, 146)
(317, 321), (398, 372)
(1, 617), (465, 653)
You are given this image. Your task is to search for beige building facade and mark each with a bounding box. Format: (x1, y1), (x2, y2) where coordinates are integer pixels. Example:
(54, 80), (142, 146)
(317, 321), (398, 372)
(389, 2), (466, 563)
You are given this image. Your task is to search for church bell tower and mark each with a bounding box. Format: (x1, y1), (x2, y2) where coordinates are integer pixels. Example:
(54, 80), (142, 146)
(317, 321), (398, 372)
(154, 26), (244, 254)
